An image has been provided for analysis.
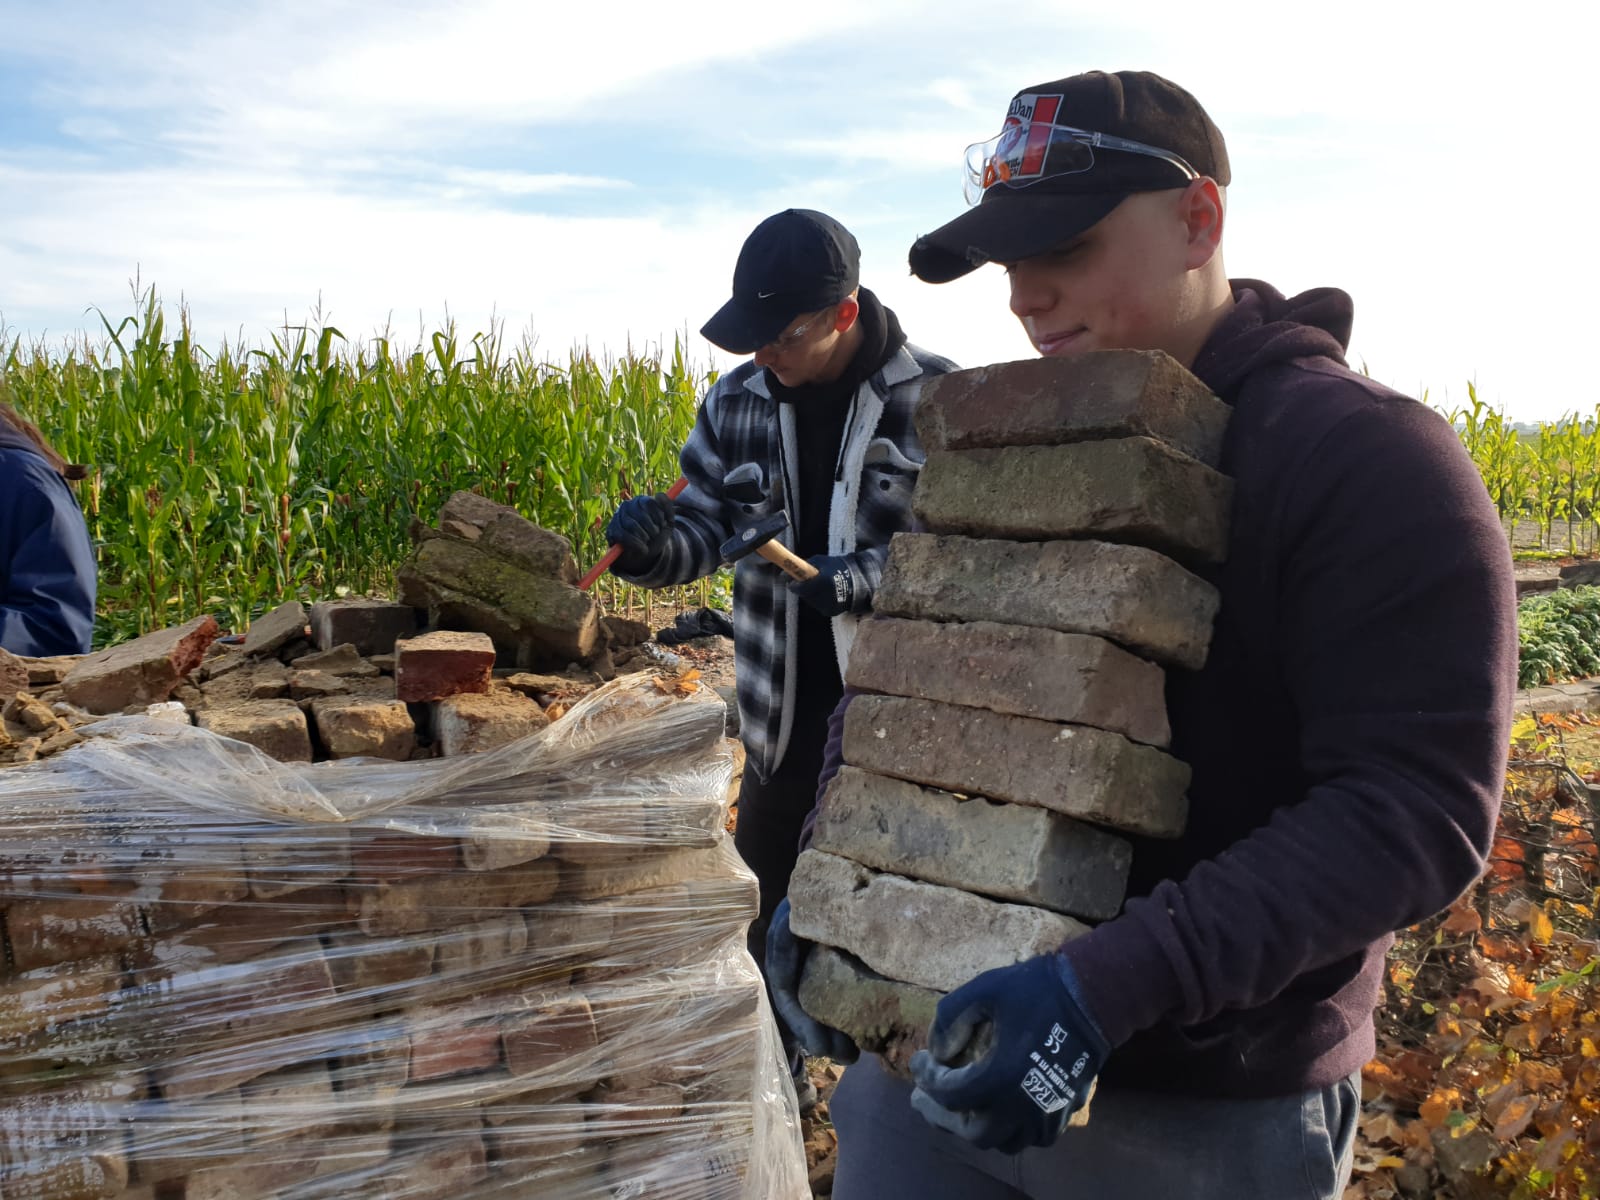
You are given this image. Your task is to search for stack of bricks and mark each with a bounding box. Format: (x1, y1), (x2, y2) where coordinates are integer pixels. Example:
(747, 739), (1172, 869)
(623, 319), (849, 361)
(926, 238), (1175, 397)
(0, 677), (806, 1200)
(789, 351), (1233, 1073)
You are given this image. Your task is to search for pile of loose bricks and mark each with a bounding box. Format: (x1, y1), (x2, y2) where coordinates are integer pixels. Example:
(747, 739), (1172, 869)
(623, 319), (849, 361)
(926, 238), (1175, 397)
(0, 677), (804, 1200)
(788, 351), (1234, 1073)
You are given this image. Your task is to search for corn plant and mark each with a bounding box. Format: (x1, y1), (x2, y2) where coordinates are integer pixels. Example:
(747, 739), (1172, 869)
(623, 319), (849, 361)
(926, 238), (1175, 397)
(3, 290), (716, 646)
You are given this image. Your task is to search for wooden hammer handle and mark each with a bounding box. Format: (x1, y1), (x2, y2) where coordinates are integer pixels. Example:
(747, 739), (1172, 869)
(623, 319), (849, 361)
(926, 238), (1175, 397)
(757, 539), (818, 582)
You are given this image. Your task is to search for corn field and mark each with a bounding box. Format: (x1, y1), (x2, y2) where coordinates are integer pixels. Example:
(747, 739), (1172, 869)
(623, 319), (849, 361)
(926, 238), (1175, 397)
(1448, 384), (1600, 555)
(3, 293), (712, 646)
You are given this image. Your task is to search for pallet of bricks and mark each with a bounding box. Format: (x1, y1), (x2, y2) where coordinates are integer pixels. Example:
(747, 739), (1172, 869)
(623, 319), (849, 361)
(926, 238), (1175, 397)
(0, 675), (808, 1200)
(789, 351), (1233, 1082)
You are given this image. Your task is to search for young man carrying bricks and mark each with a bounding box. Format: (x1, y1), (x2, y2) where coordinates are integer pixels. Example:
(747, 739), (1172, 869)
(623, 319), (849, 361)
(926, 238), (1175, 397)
(768, 70), (1517, 1197)
(601, 209), (956, 1102)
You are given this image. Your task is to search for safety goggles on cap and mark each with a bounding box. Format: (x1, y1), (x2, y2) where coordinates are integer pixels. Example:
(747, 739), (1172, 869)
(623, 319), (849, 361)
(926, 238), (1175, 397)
(963, 118), (1199, 206)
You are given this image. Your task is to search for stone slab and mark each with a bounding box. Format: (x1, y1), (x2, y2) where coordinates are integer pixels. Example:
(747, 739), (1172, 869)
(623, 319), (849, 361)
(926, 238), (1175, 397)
(786, 850), (1087, 993)
(242, 600), (308, 658)
(913, 437), (1234, 565)
(843, 694), (1188, 839)
(875, 532), (1219, 670)
(915, 350), (1231, 466)
(846, 616), (1169, 747)
(813, 767), (1130, 920)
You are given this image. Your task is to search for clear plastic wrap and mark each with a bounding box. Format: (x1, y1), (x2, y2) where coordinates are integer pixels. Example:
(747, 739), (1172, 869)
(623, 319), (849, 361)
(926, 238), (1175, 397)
(0, 676), (807, 1200)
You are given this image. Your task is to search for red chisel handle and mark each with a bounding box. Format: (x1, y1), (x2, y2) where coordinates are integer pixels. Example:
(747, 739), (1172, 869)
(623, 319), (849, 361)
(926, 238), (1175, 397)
(577, 476), (688, 591)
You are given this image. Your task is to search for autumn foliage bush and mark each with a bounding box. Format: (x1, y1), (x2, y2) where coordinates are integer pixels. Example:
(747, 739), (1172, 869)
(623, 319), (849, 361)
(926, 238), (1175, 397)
(1356, 714), (1600, 1199)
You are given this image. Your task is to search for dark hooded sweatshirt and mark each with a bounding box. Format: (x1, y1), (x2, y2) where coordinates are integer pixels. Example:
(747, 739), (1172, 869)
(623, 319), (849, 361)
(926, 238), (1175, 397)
(0, 423), (97, 656)
(810, 280), (1517, 1098)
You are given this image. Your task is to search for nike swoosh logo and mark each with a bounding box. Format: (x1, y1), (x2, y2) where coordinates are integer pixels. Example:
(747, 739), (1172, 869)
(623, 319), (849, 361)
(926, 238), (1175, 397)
(757, 291), (776, 298)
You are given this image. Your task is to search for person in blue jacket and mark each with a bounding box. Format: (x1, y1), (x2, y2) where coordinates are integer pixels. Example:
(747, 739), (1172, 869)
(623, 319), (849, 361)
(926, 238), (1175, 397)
(0, 398), (97, 656)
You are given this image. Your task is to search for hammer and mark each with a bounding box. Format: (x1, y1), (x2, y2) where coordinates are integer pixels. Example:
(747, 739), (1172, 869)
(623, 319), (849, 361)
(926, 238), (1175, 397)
(719, 513), (817, 582)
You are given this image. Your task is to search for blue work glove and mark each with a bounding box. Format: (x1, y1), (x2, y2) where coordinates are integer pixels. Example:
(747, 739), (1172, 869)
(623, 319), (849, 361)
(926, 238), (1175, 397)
(909, 953), (1108, 1154)
(605, 493), (676, 574)
(788, 555), (856, 617)
(765, 898), (859, 1063)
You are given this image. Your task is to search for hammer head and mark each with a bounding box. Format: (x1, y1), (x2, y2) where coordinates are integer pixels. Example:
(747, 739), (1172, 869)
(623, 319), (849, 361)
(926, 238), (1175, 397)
(720, 512), (789, 565)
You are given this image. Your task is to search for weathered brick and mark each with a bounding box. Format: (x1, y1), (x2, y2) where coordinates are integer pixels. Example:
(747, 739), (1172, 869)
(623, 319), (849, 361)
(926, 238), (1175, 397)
(354, 860), (560, 936)
(133, 885), (350, 971)
(915, 351), (1231, 466)
(369, 1133), (488, 1200)
(242, 600), (309, 658)
(239, 1062), (339, 1144)
(0, 645), (29, 695)
(846, 617), (1170, 747)
(522, 901), (616, 963)
(0, 1077), (141, 1194)
(502, 993), (598, 1079)
(240, 827), (351, 899)
(323, 931), (436, 999)
(875, 532), (1220, 670)
(798, 944), (939, 1077)
(457, 810), (552, 871)
(60, 615), (220, 713)
(914, 438), (1234, 565)
(150, 950), (339, 1099)
(195, 701), (312, 763)
(556, 845), (735, 901)
(432, 913), (528, 981)
(788, 850), (1086, 993)
(394, 631), (496, 703)
(4, 889), (146, 971)
(407, 1008), (505, 1081)
(844, 694), (1189, 838)
(126, 1089), (246, 1184)
(813, 767), (1130, 920)
(434, 690), (550, 758)
(0, 954), (124, 1043)
(347, 831), (460, 882)
(287, 669), (352, 700)
(309, 599), (420, 656)
(310, 696), (415, 760)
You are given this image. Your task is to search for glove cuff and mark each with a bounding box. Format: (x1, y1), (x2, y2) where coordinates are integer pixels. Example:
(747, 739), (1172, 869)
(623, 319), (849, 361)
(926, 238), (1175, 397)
(1052, 954), (1110, 1055)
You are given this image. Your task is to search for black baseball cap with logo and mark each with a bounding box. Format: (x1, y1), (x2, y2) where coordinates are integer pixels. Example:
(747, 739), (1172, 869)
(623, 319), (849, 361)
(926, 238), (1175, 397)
(909, 71), (1230, 284)
(701, 209), (861, 354)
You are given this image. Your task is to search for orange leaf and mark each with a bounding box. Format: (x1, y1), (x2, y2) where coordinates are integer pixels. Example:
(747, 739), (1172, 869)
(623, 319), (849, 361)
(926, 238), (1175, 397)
(1530, 907), (1554, 945)
(1491, 1094), (1537, 1142)
(1441, 901), (1482, 936)
(1419, 1087), (1461, 1129)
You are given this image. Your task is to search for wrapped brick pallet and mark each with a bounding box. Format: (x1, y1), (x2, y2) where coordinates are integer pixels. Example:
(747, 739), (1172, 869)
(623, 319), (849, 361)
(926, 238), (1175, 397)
(0, 676), (807, 1200)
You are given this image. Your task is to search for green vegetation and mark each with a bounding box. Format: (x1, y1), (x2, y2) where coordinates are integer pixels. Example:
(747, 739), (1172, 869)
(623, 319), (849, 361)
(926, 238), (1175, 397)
(1518, 587), (1600, 689)
(1449, 386), (1600, 553)
(4, 292), (711, 646)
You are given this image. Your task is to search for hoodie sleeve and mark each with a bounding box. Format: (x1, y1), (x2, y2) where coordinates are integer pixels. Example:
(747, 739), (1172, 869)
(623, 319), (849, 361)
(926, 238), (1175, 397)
(0, 451), (98, 657)
(1059, 394), (1516, 1048)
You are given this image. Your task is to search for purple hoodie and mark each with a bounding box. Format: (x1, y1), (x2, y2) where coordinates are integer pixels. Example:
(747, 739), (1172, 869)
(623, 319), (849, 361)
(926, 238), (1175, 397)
(811, 280), (1516, 1098)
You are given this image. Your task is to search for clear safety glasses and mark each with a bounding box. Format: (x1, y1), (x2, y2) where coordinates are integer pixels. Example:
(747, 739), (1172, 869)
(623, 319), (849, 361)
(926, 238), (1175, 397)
(963, 120), (1199, 206)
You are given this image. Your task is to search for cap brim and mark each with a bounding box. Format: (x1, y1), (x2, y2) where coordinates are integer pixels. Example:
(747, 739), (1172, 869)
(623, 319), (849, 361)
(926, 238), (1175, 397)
(908, 190), (1127, 283)
(700, 298), (791, 356)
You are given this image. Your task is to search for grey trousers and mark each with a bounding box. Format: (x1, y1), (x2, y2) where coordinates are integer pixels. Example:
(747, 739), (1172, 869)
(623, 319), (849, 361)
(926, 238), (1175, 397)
(829, 1054), (1360, 1200)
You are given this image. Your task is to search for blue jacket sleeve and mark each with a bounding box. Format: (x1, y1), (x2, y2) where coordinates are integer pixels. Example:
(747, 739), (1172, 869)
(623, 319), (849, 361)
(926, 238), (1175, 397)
(0, 450), (97, 657)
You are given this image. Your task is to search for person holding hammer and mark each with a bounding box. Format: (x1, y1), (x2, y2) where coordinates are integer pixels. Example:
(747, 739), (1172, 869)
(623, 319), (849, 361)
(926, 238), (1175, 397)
(601, 208), (957, 1102)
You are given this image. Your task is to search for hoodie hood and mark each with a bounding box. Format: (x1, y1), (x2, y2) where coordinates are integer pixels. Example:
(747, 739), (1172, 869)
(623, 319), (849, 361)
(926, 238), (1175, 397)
(1190, 279), (1354, 402)
(0, 419), (45, 456)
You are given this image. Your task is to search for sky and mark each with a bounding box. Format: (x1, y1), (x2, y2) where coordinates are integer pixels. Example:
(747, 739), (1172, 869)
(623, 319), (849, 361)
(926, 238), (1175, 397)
(1, 0), (1594, 423)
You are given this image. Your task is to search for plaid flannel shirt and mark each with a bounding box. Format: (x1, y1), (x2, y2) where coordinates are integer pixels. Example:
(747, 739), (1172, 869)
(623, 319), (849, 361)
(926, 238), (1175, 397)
(616, 339), (956, 781)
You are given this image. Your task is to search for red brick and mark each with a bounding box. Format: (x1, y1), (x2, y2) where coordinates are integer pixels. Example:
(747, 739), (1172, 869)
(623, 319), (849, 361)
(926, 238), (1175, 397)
(371, 1134), (487, 1200)
(432, 913), (527, 982)
(347, 832), (460, 882)
(502, 994), (597, 1079)
(131, 885), (351, 971)
(323, 931), (436, 1002)
(394, 631), (495, 703)
(407, 1017), (505, 1081)
(239, 827), (351, 899)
